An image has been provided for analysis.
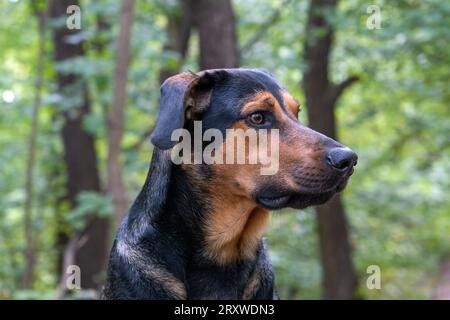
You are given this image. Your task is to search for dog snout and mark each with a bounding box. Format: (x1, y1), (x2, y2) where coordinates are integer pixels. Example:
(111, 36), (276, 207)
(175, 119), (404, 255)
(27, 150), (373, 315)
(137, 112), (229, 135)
(326, 147), (358, 172)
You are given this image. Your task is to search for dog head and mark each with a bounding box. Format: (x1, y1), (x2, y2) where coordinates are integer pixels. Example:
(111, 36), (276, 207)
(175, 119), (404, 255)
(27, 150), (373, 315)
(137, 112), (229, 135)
(151, 68), (357, 211)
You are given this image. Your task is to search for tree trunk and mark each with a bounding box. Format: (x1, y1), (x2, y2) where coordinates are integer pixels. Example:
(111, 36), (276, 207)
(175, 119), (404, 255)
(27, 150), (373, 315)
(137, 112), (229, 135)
(159, 0), (193, 83)
(302, 0), (358, 299)
(108, 0), (134, 226)
(126, 1), (193, 154)
(21, 4), (48, 289)
(50, 0), (109, 291)
(192, 0), (239, 69)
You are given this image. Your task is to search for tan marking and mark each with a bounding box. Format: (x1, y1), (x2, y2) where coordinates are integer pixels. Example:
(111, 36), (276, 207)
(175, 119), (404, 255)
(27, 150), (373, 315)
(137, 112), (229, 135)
(280, 90), (300, 118)
(117, 241), (187, 299)
(145, 268), (187, 300)
(203, 198), (269, 265)
(163, 71), (196, 85)
(241, 91), (279, 115)
(242, 267), (261, 299)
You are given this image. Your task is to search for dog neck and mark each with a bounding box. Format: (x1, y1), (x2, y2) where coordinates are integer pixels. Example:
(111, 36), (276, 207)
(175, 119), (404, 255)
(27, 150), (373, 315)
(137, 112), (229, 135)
(156, 163), (270, 266)
(202, 195), (269, 265)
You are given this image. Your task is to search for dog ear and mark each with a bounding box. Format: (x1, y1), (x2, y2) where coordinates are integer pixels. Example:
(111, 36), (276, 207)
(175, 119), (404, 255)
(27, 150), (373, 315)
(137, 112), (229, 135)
(151, 70), (228, 150)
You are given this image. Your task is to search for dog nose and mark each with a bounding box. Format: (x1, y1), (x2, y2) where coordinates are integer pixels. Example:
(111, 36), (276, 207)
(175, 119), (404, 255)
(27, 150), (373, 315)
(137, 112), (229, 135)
(326, 147), (358, 171)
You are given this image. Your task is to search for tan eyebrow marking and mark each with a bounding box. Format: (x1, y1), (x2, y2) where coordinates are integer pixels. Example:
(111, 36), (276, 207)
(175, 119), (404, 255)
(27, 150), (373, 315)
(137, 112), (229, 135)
(240, 91), (292, 124)
(241, 91), (278, 114)
(280, 90), (300, 118)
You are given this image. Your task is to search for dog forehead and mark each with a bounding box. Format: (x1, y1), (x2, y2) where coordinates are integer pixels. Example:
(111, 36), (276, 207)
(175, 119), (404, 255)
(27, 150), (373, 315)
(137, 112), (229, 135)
(231, 68), (283, 95)
(201, 70), (288, 133)
(213, 69), (285, 107)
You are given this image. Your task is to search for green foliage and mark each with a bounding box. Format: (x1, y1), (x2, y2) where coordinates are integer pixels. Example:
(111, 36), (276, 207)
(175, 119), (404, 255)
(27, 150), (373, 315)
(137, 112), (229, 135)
(66, 192), (113, 230)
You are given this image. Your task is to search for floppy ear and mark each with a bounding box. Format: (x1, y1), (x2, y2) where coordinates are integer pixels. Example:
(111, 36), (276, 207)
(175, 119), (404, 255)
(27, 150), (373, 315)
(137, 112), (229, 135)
(151, 70), (227, 150)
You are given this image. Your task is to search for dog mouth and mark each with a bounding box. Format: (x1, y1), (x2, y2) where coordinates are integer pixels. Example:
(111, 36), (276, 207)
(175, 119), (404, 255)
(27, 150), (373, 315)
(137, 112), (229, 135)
(256, 190), (334, 210)
(256, 190), (336, 210)
(257, 194), (292, 210)
(255, 170), (353, 210)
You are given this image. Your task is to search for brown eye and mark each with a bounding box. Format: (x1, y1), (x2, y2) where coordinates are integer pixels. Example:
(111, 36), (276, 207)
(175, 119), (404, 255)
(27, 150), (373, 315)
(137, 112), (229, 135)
(249, 112), (265, 125)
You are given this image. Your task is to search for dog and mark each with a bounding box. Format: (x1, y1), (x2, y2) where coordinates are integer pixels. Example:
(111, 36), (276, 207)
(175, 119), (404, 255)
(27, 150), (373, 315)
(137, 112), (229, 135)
(103, 68), (357, 299)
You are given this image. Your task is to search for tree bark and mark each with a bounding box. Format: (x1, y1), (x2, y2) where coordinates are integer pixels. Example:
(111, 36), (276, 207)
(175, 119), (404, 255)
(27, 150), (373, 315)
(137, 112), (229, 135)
(302, 0), (357, 299)
(192, 0), (239, 69)
(21, 3), (48, 289)
(108, 0), (134, 226)
(50, 0), (109, 291)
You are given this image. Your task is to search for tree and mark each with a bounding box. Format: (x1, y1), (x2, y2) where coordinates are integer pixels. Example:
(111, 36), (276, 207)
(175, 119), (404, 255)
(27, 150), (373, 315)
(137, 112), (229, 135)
(192, 0), (239, 69)
(107, 0), (135, 225)
(50, 0), (109, 291)
(127, 0), (194, 153)
(21, 1), (48, 289)
(159, 0), (193, 83)
(302, 0), (358, 299)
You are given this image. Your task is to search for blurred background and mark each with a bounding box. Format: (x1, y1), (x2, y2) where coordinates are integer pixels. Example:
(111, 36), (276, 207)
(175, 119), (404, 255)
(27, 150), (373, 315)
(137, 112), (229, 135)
(0, 0), (449, 299)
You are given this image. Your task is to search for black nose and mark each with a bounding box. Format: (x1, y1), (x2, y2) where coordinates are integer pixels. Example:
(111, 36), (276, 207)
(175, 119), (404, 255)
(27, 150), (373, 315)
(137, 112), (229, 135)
(326, 148), (358, 171)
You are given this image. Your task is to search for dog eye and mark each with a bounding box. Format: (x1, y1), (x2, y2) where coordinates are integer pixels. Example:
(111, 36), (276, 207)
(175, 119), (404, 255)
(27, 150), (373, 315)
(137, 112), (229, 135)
(248, 112), (265, 125)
